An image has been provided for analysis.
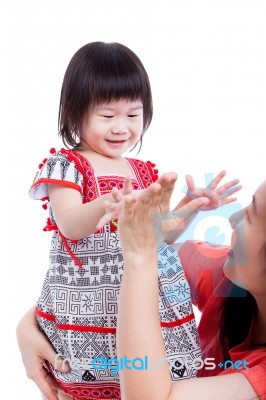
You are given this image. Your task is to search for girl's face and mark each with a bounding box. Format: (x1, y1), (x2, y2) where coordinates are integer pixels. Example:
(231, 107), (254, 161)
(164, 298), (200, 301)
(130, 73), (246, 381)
(223, 180), (266, 295)
(80, 99), (144, 158)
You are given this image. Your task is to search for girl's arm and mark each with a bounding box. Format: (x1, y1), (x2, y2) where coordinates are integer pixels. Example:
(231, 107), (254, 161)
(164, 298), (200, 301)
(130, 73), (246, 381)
(48, 177), (133, 239)
(116, 177), (257, 400)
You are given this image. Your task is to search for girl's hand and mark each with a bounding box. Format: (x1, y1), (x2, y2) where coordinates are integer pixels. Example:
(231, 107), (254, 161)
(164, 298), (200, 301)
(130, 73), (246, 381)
(16, 307), (69, 400)
(96, 177), (143, 230)
(181, 171), (241, 211)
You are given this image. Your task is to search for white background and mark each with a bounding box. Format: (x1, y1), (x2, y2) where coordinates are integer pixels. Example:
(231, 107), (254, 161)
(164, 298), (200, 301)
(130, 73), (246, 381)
(1, 0), (266, 398)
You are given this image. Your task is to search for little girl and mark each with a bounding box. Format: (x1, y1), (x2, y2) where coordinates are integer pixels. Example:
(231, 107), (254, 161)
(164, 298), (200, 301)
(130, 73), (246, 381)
(29, 42), (240, 400)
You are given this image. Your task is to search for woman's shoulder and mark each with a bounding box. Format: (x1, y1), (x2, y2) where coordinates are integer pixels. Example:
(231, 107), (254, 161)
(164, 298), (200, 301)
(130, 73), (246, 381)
(173, 241), (229, 269)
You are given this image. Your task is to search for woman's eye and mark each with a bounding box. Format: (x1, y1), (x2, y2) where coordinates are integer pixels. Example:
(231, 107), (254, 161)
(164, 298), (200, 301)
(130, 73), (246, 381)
(128, 114), (138, 118)
(103, 115), (113, 118)
(245, 208), (251, 223)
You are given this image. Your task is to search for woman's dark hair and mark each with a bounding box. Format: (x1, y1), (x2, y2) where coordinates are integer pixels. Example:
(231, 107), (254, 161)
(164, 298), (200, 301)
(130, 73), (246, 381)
(219, 243), (266, 363)
(219, 284), (258, 363)
(58, 42), (153, 149)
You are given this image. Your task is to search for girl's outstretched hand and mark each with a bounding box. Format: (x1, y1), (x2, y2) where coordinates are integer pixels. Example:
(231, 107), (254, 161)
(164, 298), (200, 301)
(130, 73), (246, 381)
(96, 176), (136, 230)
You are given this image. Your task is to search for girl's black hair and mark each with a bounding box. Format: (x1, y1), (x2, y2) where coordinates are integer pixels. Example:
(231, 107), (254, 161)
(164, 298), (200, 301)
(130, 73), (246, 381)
(58, 42), (153, 149)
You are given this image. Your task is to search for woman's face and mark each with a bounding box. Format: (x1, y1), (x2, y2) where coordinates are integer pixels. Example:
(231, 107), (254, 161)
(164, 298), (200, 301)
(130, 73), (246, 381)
(223, 180), (266, 294)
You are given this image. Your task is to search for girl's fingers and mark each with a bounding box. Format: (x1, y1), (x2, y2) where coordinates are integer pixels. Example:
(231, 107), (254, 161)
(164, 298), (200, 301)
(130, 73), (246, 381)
(111, 188), (122, 202)
(96, 214), (111, 230)
(122, 176), (133, 195)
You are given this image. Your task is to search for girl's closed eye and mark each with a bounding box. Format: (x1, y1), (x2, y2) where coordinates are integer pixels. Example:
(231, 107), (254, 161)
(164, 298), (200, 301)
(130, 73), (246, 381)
(97, 114), (114, 118)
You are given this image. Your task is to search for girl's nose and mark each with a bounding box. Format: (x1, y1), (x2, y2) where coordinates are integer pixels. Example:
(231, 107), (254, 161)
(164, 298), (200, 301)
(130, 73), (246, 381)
(111, 118), (128, 134)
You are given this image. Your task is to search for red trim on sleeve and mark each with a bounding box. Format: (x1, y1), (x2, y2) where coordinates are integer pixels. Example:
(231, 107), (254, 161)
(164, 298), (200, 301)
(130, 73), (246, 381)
(30, 178), (82, 192)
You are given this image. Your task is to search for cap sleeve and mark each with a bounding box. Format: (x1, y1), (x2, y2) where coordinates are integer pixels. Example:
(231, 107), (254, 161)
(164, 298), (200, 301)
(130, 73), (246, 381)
(146, 160), (159, 182)
(241, 362), (266, 400)
(29, 149), (83, 200)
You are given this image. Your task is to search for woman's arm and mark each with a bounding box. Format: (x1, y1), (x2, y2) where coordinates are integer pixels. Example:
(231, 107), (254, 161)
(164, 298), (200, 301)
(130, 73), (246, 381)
(16, 307), (68, 400)
(116, 176), (257, 400)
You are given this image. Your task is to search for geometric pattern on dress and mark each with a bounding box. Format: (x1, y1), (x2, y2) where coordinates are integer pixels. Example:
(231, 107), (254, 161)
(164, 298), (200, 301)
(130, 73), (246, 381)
(32, 149), (199, 397)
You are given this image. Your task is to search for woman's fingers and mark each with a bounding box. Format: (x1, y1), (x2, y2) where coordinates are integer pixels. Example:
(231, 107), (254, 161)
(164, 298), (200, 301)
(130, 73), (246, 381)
(185, 174), (196, 193)
(27, 365), (59, 400)
(207, 170), (227, 190)
(138, 182), (162, 205)
(156, 173), (178, 211)
(139, 172), (177, 207)
(161, 197), (210, 232)
(217, 182), (242, 198)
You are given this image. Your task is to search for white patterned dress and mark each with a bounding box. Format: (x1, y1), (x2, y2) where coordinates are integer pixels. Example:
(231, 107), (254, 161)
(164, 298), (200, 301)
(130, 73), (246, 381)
(30, 148), (201, 400)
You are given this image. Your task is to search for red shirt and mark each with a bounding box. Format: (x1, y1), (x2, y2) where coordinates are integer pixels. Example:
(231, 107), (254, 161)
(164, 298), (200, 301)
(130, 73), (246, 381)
(179, 241), (266, 400)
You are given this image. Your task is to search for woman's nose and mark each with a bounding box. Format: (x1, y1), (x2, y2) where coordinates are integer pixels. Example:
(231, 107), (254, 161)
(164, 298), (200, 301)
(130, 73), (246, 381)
(229, 208), (246, 229)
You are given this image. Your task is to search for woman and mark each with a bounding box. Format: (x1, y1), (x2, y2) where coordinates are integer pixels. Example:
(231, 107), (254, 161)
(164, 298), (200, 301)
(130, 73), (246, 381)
(115, 173), (266, 399)
(17, 174), (266, 399)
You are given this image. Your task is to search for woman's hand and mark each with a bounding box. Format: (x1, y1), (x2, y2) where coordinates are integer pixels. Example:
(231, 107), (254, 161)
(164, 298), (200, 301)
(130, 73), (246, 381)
(117, 172), (210, 254)
(16, 307), (69, 400)
(180, 171), (241, 211)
